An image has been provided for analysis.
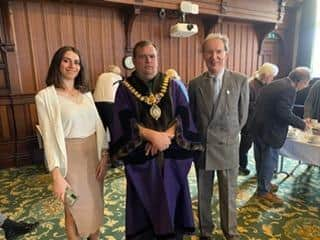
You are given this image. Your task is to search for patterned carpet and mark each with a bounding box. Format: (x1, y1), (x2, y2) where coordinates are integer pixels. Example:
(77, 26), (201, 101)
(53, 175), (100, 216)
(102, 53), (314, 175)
(0, 153), (320, 240)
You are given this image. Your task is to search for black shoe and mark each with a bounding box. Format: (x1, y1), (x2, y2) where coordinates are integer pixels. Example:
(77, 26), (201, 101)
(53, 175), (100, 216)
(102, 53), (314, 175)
(239, 167), (250, 176)
(3, 218), (38, 240)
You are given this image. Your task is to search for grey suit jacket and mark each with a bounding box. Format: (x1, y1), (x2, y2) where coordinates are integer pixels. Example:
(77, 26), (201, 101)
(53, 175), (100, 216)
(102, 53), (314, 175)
(189, 70), (249, 170)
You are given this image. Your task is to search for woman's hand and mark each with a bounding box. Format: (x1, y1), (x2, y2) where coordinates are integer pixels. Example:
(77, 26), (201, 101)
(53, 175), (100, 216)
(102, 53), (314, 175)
(52, 168), (70, 203)
(96, 154), (108, 181)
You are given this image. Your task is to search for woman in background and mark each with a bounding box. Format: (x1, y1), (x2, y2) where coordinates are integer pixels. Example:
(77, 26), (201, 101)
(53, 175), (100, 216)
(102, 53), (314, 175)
(35, 46), (109, 240)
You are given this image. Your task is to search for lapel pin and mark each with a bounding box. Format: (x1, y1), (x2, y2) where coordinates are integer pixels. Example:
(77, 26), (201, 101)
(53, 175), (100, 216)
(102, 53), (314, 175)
(226, 90), (230, 95)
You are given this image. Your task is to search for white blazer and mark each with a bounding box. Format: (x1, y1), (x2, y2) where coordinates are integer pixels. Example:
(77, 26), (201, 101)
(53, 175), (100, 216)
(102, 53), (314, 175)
(35, 86), (108, 177)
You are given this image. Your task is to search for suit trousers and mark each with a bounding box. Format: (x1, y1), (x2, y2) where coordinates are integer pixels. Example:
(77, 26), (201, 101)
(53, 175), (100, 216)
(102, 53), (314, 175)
(253, 136), (279, 195)
(196, 167), (239, 239)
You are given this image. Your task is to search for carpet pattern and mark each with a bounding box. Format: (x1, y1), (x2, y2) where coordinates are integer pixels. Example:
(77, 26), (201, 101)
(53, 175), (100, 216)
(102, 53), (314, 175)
(0, 155), (320, 240)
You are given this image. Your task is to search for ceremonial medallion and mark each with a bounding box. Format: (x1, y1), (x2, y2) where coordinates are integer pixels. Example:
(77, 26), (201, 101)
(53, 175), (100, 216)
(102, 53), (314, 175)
(122, 74), (171, 121)
(150, 104), (161, 120)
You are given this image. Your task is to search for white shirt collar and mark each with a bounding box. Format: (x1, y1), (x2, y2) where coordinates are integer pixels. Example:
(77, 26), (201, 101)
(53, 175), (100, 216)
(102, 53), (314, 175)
(209, 68), (225, 82)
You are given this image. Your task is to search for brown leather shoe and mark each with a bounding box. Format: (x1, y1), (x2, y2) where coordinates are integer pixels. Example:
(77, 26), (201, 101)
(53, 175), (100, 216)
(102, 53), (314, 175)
(257, 192), (284, 205)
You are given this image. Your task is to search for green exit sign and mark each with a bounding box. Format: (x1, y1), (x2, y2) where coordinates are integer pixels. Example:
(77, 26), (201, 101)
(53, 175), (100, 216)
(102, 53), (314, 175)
(267, 31), (280, 40)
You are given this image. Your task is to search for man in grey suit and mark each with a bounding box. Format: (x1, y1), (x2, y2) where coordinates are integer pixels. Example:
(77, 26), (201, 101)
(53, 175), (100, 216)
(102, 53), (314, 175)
(188, 33), (249, 240)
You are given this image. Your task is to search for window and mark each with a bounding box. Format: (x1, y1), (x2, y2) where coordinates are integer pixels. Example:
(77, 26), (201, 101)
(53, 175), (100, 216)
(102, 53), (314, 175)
(311, 1), (320, 76)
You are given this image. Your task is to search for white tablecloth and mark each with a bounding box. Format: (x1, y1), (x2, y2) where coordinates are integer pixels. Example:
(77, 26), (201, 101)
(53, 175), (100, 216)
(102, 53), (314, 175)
(280, 137), (320, 166)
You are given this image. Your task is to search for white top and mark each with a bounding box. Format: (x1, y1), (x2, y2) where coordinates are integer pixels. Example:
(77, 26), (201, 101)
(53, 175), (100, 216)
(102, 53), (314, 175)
(35, 86), (109, 177)
(94, 72), (122, 102)
(58, 95), (97, 138)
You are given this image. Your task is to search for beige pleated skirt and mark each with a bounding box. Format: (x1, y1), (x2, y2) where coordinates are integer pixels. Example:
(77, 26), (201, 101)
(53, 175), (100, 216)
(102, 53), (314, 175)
(65, 133), (104, 237)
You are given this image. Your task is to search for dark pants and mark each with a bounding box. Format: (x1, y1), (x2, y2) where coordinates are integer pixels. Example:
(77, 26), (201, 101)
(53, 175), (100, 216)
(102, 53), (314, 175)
(239, 132), (253, 169)
(253, 136), (279, 195)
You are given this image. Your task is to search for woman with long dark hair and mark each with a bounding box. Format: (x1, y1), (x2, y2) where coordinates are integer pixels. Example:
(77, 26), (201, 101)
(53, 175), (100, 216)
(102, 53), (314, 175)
(35, 46), (109, 239)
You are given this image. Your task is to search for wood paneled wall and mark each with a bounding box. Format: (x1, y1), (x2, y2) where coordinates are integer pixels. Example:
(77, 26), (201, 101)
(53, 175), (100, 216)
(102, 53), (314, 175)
(104, 0), (280, 23)
(10, 1), (125, 93)
(211, 21), (260, 77)
(131, 11), (205, 83)
(0, 0), (294, 168)
(0, 96), (15, 168)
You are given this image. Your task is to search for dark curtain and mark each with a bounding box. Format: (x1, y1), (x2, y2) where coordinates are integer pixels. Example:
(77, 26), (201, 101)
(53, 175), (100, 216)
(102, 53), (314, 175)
(296, 0), (317, 67)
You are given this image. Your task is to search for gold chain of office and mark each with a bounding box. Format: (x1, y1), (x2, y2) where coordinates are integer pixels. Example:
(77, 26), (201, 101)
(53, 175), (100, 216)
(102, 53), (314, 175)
(122, 75), (170, 120)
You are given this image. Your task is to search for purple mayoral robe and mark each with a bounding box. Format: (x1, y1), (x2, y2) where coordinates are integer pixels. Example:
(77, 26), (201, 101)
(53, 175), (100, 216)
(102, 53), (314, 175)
(110, 72), (202, 239)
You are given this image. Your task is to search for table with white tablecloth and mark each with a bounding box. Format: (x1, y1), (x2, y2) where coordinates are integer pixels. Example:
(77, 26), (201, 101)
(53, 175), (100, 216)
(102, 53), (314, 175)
(279, 137), (320, 174)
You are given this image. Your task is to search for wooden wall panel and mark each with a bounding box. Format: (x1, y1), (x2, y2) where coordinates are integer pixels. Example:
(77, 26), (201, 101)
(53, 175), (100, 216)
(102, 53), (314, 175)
(131, 10), (204, 83)
(9, 1), (125, 93)
(0, 69), (6, 90)
(13, 97), (38, 166)
(130, 12), (262, 80)
(11, 2), (37, 93)
(104, 0), (280, 23)
(0, 94), (40, 169)
(0, 106), (11, 139)
(211, 20), (259, 76)
(0, 96), (15, 168)
(260, 38), (282, 76)
(0, 140), (15, 168)
(42, 2), (61, 64)
(6, 1), (282, 90)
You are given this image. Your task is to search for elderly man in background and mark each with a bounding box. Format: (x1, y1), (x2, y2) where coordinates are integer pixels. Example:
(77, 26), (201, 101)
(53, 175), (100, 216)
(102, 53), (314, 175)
(94, 64), (122, 129)
(239, 63), (279, 176)
(249, 67), (310, 205)
(293, 77), (320, 118)
(189, 33), (249, 240)
(304, 78), (320, 121)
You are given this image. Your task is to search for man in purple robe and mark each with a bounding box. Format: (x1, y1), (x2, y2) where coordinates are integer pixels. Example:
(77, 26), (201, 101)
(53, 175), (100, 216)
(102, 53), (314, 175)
(110, 40), (202, 240)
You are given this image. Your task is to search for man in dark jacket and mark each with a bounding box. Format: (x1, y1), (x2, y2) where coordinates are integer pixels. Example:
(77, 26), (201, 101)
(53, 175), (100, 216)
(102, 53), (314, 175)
(249, 67), (310, 205)
(293, 77), (320, 118)
(304, 78), (320, 121)
(239, 63), (278, 176)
